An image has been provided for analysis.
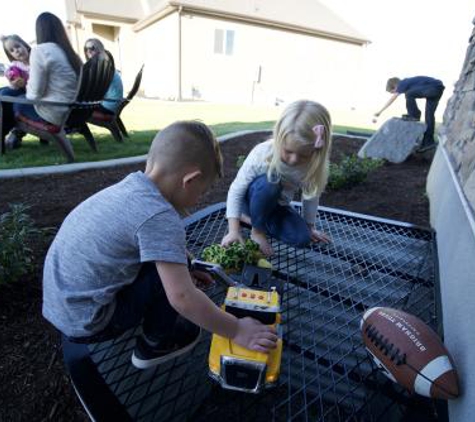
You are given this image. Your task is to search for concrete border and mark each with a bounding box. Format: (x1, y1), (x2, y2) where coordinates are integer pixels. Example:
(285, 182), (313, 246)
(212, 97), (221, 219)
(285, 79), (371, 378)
(0, 130), (273, 180)
(0, 129), (365, 180)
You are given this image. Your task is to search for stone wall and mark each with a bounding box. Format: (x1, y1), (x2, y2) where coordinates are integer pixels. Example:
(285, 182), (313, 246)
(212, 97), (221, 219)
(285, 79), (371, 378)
(440, 17), (475, 213)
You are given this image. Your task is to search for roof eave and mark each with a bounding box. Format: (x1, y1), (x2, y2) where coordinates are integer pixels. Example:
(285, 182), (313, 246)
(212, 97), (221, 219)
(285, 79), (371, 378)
(133, 3), (370, 45)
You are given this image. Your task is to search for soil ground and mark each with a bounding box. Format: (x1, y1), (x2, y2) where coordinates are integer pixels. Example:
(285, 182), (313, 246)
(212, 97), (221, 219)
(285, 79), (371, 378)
(0, 135), (435, 421)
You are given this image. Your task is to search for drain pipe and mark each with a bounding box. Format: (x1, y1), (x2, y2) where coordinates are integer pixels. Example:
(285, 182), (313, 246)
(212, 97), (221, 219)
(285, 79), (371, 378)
(177, 5), (183, 101)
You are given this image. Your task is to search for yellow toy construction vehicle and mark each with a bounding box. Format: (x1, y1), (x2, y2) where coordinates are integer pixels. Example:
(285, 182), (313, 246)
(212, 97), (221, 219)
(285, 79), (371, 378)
(192, 260), (283, 394)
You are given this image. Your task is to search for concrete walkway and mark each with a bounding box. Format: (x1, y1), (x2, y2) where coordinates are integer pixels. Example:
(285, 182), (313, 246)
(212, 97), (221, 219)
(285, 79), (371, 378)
(0, 130), (366, 179)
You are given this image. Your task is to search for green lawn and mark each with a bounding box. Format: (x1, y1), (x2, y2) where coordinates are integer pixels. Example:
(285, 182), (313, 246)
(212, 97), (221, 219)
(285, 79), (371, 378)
(0, 100), (374, 170)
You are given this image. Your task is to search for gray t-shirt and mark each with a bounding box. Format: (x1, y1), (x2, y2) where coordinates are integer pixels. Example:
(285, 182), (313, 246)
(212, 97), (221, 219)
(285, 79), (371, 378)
(42, 171), (187, 338)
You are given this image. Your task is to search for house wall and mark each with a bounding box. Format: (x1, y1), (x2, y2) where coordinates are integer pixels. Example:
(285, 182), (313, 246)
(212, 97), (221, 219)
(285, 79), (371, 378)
(426, 18), (475, 421)
(139, 14), (180, 99)
(71, 0), (144, 20)
(140, 13), (364, 105)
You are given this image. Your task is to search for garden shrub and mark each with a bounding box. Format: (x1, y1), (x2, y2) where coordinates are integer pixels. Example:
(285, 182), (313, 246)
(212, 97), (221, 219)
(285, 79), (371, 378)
(235, 152), (382, 190)
(236, 155), (246, 168)
(328, 155), (384, 190)
(0, 204), (49, 285)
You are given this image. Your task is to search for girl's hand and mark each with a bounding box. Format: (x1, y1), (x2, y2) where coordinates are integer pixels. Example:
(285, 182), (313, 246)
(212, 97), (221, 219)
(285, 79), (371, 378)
(11, 77), (25, 89)
(309, 227), (332, 243)
(221, 231), (244, 247)
(232, 317), (278, 353)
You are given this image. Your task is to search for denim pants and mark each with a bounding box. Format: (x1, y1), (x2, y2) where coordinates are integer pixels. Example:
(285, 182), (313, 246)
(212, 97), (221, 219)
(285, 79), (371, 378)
(245, 174), (311, 247)
(0, 86), (24, 140)
(405, 84), (444, 142)
(68, 262), (179, 344)
(13, 102), (46, 122)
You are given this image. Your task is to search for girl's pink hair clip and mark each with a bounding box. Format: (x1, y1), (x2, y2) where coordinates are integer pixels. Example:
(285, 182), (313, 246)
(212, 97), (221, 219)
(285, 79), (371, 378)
(312, 125), (325, 149)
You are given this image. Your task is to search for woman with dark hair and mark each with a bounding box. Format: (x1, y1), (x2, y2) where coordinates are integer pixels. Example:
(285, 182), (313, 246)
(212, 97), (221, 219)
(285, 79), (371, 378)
(8, 12), (82, 148)
(84, 38), (123, 115)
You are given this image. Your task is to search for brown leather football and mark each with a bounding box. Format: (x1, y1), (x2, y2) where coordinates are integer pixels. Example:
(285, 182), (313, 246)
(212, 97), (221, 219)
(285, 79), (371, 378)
(360, 307), (459, 399)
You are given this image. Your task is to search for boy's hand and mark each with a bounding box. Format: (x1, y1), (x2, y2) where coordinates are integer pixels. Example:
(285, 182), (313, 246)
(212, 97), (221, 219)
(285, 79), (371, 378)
(233, 317), (278, 353)
(221, 231), (244, 247)
(190, 269), (215, 289)
(309, 227), (331, 243)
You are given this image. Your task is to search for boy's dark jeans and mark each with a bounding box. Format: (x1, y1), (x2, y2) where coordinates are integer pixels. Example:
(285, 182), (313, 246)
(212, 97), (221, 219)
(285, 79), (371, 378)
(245, 174), (311, 247)
(67, 263), (178, 344)
(404, 85), (445, 142)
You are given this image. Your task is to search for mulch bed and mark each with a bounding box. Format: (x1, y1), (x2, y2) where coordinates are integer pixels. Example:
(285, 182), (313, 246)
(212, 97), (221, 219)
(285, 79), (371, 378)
(0, 134), (434, 421)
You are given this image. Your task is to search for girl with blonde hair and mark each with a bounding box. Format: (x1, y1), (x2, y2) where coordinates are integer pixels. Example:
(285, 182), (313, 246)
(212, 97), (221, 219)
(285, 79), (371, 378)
(222, 100), (332, 256)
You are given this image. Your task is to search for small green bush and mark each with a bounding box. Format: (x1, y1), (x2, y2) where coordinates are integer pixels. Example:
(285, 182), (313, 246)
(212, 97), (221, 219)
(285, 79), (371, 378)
(236, 155), (246, 168)
(328, 155), (384, 190)
(0, 204), (49, 285)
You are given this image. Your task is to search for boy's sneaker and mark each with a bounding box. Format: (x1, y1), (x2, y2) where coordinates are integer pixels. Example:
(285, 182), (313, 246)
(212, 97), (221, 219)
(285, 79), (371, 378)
(401, 114), (421, 122)
(132, 321), (201, 370)
(416, 141), (437, 153)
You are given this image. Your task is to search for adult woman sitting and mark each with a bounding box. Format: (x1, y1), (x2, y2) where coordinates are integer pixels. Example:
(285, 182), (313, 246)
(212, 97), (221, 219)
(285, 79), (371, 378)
(83, 38), (123, 115)
(10, 12), (82, 147)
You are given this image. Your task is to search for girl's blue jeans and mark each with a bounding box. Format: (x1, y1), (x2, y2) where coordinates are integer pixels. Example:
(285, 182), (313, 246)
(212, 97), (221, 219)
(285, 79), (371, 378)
(245, 174), (311, 247)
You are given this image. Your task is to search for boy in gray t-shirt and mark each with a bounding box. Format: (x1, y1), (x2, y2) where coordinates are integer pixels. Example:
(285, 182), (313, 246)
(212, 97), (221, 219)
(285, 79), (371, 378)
(42, 121), (277, 369)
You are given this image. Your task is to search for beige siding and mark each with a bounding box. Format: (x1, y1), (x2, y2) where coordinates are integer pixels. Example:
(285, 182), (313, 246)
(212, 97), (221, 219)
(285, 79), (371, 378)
(172, 0), (367, 42)
(139, 14), (180, 99)
(177, 15), (364, 105)
(73, 0), (143, 20)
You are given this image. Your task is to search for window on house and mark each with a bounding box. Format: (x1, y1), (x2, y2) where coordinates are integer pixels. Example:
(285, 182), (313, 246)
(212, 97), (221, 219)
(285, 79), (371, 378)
(214, 29), (235, 55)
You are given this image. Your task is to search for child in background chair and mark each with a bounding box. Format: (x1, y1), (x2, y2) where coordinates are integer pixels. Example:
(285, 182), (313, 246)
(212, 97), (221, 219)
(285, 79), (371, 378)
(42, 121), (277, 370)
(222, 100), (332, 256)
(2, 35), (30, 90)
(0, 34), (31, 149)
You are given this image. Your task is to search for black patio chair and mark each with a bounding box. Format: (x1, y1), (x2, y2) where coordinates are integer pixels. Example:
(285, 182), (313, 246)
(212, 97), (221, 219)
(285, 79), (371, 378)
(0, 52), (114, 162)
(87, 64), (144, 142)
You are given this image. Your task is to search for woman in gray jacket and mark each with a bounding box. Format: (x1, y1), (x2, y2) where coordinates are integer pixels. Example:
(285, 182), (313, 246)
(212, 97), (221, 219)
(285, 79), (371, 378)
(8, 12), (82, 148)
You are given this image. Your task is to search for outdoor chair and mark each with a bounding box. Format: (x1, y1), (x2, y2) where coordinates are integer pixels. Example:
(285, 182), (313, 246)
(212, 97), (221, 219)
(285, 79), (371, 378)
(0, 52), (115, 162)
(87, 64), (144, 143)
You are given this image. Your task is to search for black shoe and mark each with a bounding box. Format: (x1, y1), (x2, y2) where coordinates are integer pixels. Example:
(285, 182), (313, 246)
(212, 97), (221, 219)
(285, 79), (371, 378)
(5, 130), (23, 149)
(401, 114), (421, 122)
(416, 142), (437, 153)
(132, 321), (201, 369)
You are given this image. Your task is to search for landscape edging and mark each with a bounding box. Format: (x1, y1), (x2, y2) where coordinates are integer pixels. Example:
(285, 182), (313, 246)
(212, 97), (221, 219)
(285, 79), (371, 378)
(0, 130), (273, 180)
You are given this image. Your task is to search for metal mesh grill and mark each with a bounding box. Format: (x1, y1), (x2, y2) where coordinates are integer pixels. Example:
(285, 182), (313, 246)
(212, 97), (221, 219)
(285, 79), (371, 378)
(86, 203), (437, 421)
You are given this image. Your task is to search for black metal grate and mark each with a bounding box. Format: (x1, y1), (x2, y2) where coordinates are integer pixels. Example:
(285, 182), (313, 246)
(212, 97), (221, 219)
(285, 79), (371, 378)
(84, 203), (437, 421)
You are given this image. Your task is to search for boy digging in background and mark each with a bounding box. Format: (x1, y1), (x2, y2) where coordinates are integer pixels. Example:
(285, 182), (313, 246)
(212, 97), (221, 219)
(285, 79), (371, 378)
(373, 76), (445, 153)
(42, 121), (277, 369)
